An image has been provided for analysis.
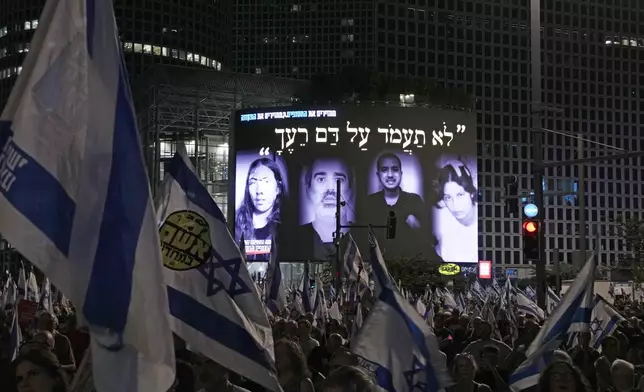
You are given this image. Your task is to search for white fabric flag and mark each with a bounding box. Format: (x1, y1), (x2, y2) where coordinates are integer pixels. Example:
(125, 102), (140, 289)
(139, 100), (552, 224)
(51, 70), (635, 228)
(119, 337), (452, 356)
(0, 0), (175, 390)
(156, 146), (280, 392)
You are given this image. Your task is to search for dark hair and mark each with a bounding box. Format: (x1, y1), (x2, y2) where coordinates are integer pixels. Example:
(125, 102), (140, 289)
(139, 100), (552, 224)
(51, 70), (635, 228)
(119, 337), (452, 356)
(235, 158), (285, 242)
(322, 366), (379, 392)
(376, 153), (401, 171)
(435, 161), (477, 206)
(537, 360), (593, 392)
(275, 339), (310, 379)
(11, 350), (69, 392)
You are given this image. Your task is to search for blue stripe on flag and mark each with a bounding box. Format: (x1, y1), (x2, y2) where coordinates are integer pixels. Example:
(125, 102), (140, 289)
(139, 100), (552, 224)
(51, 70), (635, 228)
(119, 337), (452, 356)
(0, 122), (76, 256)
(167, 286), (273, 370)
(86, 0), (95, 57)
(83, 68), (144, 332)
(167, 155), (226, 224)
(592, 317), (620, 350)
(381, 287), (439, 391)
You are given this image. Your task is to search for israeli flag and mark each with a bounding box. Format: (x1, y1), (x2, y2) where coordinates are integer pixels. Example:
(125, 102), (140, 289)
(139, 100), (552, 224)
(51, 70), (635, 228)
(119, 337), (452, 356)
(509, 255), (595, 391)
(157, 146), (281, 392)
(27, 269), (39, 302)
(265, 241), (287, 315)
(351, 231), (452, 392)
(40, 277), (53, 313)
(515, 291), (545, 321)
(1, 276), (16, 308)
(590, 294), (625, 350)
(7, 308), (21, 361)
(17, 263), (26, 299)
(0, 0), (176, 390)
(344, 234), (369, 288)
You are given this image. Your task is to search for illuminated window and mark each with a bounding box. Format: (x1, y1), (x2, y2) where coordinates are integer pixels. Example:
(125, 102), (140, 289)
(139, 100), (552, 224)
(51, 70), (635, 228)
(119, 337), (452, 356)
(124, 42), (133, 52)
(133, 43), (142, 53)
(153, 46), (161, 56)
(179, 51), (186, 60)
(24, 21), (31, 30)
(630, 39), (637, 47)
(0, 27), (7, 38)
(17, 66), (22, 75)
(291, 5), (301, 11)
(187, 52), (193, 61)
(31, 20), (38, 29)
(161, 47), (168, 56)
(200, 57), (207, 65)
(143, 44), (151, 54)
(171, 49), (178, 58)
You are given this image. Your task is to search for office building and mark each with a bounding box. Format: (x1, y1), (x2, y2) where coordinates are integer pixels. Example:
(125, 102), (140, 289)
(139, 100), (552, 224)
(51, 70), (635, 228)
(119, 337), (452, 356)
(234, 0), (644, 277)
(0, 0), (228, 107)
(0, 0), (230, 271)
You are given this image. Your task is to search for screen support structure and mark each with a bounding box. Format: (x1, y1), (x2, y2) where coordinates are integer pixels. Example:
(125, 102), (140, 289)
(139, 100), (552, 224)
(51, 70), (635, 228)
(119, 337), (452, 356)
(333, 179), (389, 295)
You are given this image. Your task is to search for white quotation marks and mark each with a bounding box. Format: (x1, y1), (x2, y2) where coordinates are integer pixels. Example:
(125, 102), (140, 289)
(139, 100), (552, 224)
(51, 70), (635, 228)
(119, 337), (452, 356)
(259, 147), (271, 156)
(432, 123), (466, 146)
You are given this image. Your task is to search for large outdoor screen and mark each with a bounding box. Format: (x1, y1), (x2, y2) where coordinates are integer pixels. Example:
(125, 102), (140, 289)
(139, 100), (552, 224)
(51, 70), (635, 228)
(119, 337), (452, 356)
(231, 105), (478, 263)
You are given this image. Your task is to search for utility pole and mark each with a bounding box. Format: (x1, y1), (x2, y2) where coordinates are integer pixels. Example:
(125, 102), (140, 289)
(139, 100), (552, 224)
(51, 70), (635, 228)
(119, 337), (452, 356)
(334, 178), (342, 295)
(530, 0), (547, 309)
(578, 135), (587, 269)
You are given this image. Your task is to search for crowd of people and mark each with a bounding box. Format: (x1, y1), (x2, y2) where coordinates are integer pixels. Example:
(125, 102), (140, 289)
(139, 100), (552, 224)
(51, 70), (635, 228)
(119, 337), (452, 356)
(2, 287), (644, 392)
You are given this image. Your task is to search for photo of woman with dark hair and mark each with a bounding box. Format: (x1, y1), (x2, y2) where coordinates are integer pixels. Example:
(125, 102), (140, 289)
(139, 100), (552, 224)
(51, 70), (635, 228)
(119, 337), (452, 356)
(235, 157), (286, 259)
(433, 157), (478, 263)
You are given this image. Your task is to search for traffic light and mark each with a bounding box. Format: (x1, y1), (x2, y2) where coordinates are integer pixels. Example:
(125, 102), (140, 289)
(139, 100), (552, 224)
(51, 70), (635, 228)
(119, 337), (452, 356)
(386, 210), (397, 239)
(522, 219), (540, 260)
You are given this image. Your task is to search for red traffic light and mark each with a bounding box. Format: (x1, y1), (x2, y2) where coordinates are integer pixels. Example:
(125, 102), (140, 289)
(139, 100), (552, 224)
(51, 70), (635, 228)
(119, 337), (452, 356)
(523, 220), (538, 234)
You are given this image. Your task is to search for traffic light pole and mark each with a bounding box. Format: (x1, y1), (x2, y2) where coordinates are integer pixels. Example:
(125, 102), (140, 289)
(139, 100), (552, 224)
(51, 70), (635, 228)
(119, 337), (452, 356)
(530, 0), (547, 309)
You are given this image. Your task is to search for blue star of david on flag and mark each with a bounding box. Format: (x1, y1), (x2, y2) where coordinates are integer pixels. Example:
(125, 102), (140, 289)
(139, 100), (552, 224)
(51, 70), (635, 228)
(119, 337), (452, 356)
(197, 247), (250, 298)
(590, 317), (603, 334)
(403, 355), (428, 392)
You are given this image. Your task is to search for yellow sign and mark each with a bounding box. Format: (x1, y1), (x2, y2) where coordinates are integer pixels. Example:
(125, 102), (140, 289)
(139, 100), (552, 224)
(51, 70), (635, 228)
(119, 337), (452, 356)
(159, 210), (212, 271)
(438, 263), (461, 276)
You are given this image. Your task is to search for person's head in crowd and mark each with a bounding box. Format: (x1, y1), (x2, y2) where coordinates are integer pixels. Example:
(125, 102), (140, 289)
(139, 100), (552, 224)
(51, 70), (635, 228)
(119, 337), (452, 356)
(578, 331), (591, 348)
(611, 359), (636, 392)
(602, 335), (620, 362)
(273, 319), (287, 340)
(594, 356), (612, 392)
(197, 357), (232, 390)
(37, 312), (57, 333)
(538, 360), (591, 392)
(452, 353), (477, 380)
(552, 350), (572, 363)
(476, 321), (492, 340)
(326, 333), (344, 351)
(304, 313), (315, 325)
(20, 331), (55, 356)
(458, 315), (469, 329)
(289, 309), (301, 321)
(298, 319), (313, 339)
(235, 157), (285, 241)
(329, 348), (359, 372)
(284, 320), (298, 339)
(321, 365), (379, 392)
(274, 339), (310, 380)
(436, 161), (477, 226)
(480, 345), (500, 369)
(433, 313), (444, 329)
(452, 326), (467, 343)
(614, 330), (630, 358)
(11, 350), (69, 392)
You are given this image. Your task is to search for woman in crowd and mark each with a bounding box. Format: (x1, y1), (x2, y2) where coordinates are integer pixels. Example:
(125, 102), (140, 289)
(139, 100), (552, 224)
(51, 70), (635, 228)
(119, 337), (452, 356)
(275, 339), (315, 392)
(538, 360), (593, 392)
(11, 350), (69, 392)
(446, 353), (491, 392)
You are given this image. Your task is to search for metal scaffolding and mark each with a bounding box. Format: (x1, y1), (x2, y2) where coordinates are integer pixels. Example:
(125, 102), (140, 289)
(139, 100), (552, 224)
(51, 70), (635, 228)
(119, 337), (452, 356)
(134, 65), (309, 212)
